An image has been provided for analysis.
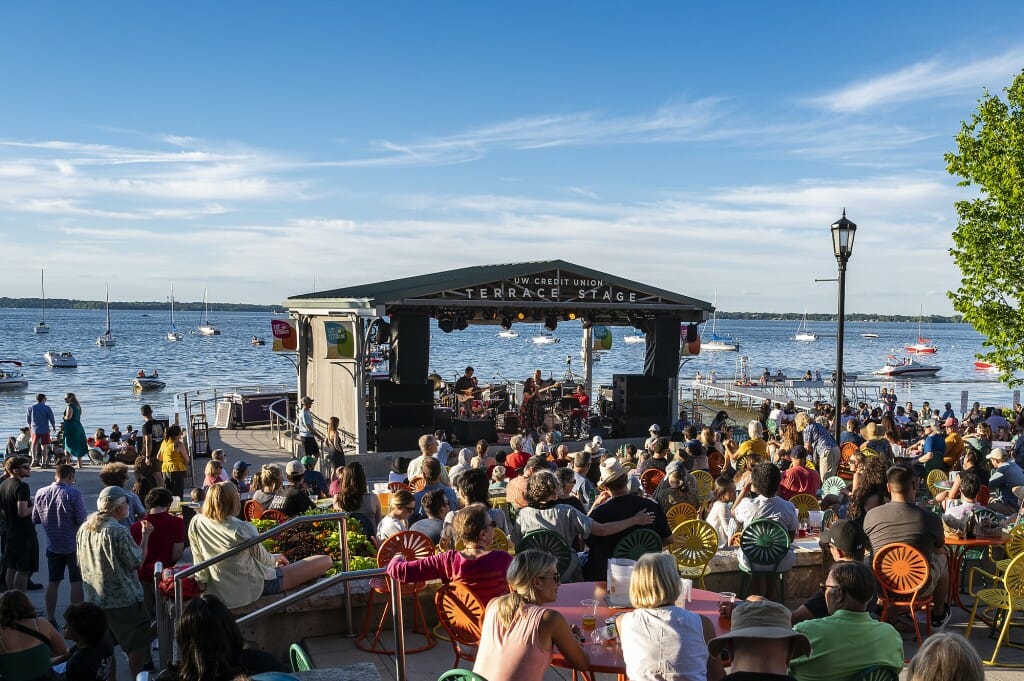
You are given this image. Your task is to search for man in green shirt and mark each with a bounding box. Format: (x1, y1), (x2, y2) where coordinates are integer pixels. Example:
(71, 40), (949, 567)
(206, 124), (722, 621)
(789, 561), (903, 681)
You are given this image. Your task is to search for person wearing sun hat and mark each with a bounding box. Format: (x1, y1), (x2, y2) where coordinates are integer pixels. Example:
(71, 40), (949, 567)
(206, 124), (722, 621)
(708, 599), (809, 680)
(582, 457), (670, 580)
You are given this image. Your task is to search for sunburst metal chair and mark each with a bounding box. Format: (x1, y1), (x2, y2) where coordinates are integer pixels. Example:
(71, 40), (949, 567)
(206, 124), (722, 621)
(435, 582), (485, 669)
(966, 552), (1024, 666)
(738, 519), (791, 600)
(665, 502), (698, 530)
(788, 494), (820, 522)
(872, 542), (932, 644)
(612, 528), (663, 560)
(671, 519), (718, 588)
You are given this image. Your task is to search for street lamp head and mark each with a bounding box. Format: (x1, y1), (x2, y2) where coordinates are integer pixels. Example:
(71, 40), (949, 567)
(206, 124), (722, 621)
(831, 209), (857, 262)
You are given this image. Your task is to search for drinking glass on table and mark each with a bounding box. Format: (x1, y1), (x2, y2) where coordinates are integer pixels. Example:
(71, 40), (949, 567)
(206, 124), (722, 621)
(580, 599), (599, 632)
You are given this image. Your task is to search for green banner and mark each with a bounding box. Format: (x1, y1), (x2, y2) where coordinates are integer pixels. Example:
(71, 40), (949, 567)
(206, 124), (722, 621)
(323, 321), (356, 359)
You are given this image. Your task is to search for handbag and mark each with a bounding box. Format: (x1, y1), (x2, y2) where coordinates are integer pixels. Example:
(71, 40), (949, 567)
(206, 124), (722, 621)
(157, 564), (202, 601)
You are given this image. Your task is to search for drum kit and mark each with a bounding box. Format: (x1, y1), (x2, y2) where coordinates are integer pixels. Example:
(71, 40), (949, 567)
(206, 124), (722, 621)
(430, 372), (511, 418)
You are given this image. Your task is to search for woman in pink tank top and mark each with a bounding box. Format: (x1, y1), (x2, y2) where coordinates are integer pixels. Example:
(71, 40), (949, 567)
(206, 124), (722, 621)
(473, 550), (589, 681)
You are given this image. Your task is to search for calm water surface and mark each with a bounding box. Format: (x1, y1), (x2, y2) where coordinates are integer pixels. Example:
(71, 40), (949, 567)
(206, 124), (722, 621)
(0, 309), (1016, 435)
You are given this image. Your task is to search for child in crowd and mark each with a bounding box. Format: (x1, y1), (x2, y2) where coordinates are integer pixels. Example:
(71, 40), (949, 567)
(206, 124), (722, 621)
(230, 461), (251, 493)
(190, 487), (206, 504)
(210, 449), (230, 482)
(203, 461), (224, 489)
(377, 490), (415, 542)
(705, 476), (738, 547)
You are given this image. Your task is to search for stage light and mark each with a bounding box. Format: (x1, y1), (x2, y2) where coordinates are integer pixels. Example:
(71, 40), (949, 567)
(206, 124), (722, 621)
(532, 310), (543, 322)
(501, 315), (513, 330)
(567, 312), (577, 321)
(544, 314), (558, 332)
(517, 312), (526, 320)
(454, 314), (468, 331)
(437, 312), (454, 333)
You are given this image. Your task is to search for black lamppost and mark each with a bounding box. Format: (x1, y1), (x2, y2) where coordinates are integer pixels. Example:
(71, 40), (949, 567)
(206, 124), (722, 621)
(831, 210), (857, 442)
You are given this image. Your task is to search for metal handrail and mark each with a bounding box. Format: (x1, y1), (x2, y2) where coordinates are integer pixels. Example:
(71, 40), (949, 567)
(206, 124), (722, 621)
(173, 512), (354, 644)
(267, 397), (357, 458)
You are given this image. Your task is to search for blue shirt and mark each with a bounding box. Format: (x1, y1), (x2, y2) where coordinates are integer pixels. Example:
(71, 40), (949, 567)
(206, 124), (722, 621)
(413, 483), (458, 517)
(27, 402), (55, 434)
(32, 481), (88, 554)
(989, 462), (1024, 505)
(803, 423), (837, 459)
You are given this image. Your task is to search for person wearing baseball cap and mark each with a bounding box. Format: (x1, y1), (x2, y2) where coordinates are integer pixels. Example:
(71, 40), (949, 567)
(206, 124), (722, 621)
(986, 447), (1024, 514)
(791, 520), (866, 624)
(230, 460), (251, 493)
(267, 460), (316, 517)
(644, 424), (661, 452)
(300, 455), (329, 497)
(297, 396), (319, 461)
(707, 600), (810, 678)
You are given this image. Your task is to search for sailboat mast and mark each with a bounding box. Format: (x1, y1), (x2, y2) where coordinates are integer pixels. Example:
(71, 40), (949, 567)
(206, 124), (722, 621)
(40, 270), (45, 322)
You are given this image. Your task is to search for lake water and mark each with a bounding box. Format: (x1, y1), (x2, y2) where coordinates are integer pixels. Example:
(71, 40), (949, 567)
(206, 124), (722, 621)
(1, 308), (1017, 436)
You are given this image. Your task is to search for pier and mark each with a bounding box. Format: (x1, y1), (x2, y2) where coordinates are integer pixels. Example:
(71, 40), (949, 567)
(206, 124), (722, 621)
(687, 378), (880, 413)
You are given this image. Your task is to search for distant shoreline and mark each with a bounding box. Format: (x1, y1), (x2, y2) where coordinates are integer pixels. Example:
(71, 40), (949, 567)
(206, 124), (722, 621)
(0, 298), (283, 313)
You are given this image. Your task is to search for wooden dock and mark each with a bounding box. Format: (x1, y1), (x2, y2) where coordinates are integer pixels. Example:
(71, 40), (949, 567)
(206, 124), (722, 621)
(688, 379), (880, 412)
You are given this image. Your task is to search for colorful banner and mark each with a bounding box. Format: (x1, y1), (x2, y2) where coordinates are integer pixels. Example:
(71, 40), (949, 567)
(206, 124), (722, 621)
(323, 321), (356, 359)
(591, 325), (613, 352)
(271, 318), (297, 352)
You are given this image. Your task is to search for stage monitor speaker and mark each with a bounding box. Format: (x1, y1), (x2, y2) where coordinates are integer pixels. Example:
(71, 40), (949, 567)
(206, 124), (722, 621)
(497, 411), (519, 433)
(376, 426), (424, 452)
(453, 418), (498, 445)
(376, 380), (434, 428)
(644, 317), (681, 379)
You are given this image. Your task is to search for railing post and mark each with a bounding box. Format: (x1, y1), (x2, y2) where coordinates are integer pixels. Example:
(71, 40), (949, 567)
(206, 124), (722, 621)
(153, 562), (172, 669)
(389, 574), (407, 681)
(339, 516), (355, 637)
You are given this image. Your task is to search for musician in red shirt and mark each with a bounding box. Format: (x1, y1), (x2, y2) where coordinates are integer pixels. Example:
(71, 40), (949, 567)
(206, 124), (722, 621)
(570, 384), (590, 439)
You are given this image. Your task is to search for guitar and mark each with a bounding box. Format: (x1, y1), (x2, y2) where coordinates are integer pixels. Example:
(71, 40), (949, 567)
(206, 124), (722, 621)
(525, 382), (562, 402)
(455, 383), (500, 403)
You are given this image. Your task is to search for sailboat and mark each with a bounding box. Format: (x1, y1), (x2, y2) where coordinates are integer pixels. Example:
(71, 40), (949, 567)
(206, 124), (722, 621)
(904, 305), (937, 354)
(167, 286), (183, 341)
(33, 270), (50, 334)
(702, 293), (739, 351)
(531, 325), (560, 344)
(793, 310), (818, 342)
(197, 288), (221, 336)
(96, 284), (115, 347)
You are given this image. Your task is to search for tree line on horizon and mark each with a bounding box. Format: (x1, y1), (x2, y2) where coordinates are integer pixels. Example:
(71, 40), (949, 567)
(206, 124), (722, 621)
(0, 297), (283, 313)
(716, 312), (963, 323)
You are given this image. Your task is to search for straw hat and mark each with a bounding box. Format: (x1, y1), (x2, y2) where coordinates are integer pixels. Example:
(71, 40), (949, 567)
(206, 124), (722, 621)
(598, 457), (627, 487)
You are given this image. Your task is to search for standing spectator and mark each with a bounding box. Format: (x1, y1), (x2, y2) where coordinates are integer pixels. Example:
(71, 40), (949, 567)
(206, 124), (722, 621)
(297, 396), (319, 461)
(61, 393), (88, 469)
(159, 424), (190, 499)
(0, 457), (36, 592)
(76, 486), (153, 677)
(130, 488), (185, 616)
(708, 600), (809, 680)
(98, 463), (145, 528)
(62, 601), (115, 681)
(26, 393), (55, 467)
(795, 413), (840, 482)
(32, 464), (88, 626)
(139, 405), (163, 465)
(788, 561), (903, 681)
(322, 417), (346, 476)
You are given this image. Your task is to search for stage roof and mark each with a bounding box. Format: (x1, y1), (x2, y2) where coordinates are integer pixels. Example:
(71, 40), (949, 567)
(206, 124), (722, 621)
(286, 260), (712, 324)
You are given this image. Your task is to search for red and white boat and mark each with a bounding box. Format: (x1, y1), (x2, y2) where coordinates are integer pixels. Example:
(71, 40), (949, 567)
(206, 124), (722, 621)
(974, 361), (999, 372)
(874, 355), (941, 377)
(905, 337), (937, 354)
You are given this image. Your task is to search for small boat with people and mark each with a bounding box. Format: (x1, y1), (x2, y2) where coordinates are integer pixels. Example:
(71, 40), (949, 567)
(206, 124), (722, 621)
(874, 355), (941, 377)
(133, 370), (165, 392)
(793, 310), (817, 342)
(251, 335), (266, 346)
(44, 351), (77, 368)
(0, 360), (28, 390)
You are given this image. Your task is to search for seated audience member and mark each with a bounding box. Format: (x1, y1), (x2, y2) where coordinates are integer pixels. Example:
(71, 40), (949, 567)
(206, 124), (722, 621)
(987, 447), (1024, 514)
(863, 465), (950, 629)
(0, 589), (68, 679)
(331, 461), (383, 531)
(655, 467), (700, 513)
(705, 476), (738, 548)
(407, 434), (451, 485)
(388, 456), (411, 485)
(412, 457), (459, 516)
(472, 550), (588, 681)
(130, 487), (185, 616)
(708, 600), (809, 680)
(617, 553), (724, 681)
(637, 436), (670, 475)
(229, 460), (251, 493)
(778, 448), (821, 500)
(188, 482), (331, 610)
(300, 455), (329, 497)
(788, 561), (903, 681)
(791, 520), (866, 624)
(906, 632), (985, 681)
(377, 490), (415, 542)
(387, 503), (514, 604)
(732, 462), (799, 582)
(410, 489), (449, 544)
(448, 447), (475, 483)
(584, 458), (670, 581)
(203, 460), (225, 489)
(489, 465), (508, 495)
(61, 602), (114, 681)
(250, 464), (282, 509)
(505, 456), (549, 509)
(268, 461), (316, 516)
(570, 451), (597, 510)
(209, 449), (230, 482)
(98, 462), (145, 527)
(942, 472), (986, 522)
(154, 593), (287, 681)
(442, 467), (515, 547)
(554, 467), (586, 513)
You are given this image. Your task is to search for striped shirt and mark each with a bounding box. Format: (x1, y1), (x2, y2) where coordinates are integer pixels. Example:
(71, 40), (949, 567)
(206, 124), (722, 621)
(32, 481), (88, 554)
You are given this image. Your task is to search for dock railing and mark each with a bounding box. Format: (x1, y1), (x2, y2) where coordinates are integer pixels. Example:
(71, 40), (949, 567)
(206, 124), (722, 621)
(267, 397), (358, 462)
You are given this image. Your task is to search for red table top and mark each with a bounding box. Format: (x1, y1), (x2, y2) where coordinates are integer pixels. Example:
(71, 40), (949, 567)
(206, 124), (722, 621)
(945, 535), (1009, 548)
(549, 581), (729, 674)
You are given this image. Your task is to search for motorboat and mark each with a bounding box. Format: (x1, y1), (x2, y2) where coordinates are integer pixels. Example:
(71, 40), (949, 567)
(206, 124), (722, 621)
(251, 336), (266, 346)
(167, 285), (183, 341)
(531, 331), (560, 345)
(702, 292), (739, 351)
(497, 330), (519, 339)
(0, 361), (28, 390)
(197, 288), (221, 335)
(874, 356), (941, 377)
(861, 333), (880, 339)
(44, 351), (77, 368)
(974, 361), (999, 372)
(905, 305), (937, 354)
(34, 269), (50, 334)
(793, 310), (817, 341)
(96, 283), (115, 347)
(623, 330), (645, 344)
(133, 375), (166, 392)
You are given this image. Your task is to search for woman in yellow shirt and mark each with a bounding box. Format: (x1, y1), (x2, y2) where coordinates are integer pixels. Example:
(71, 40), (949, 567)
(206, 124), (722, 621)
(159, 424), (190, 497)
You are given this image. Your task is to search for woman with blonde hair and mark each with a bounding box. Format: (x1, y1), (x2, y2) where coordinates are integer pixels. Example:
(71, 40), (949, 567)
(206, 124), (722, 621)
(377, 490), (415, 541)
(617, 553), (723, 681)
(188, 482), (331, 610)
(250, 464), (282, 509)
(906, 632), (983, 681)
(473, 550), (588, 681)
(203, 460), (224, 489)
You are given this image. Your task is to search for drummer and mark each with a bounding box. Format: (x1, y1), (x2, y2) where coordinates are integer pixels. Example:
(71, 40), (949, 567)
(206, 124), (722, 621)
(454, 366), (478, 419)
(569, 384), (589, 439)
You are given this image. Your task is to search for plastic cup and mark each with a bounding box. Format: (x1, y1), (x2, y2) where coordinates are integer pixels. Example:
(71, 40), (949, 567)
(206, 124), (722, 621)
(580, 599), (599, 632)
(718, 592), (736, 620)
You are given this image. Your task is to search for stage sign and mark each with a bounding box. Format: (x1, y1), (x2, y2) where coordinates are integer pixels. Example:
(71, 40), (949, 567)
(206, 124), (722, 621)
(271, 319), (297, 352)
(413, 269), (665, 305)
(592, 325), (613, 351)
(323, 321), (356, 359)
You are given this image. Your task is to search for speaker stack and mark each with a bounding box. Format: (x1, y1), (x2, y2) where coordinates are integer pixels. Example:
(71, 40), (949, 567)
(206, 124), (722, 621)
(612, 373), (671, 437)
(374, 380), (434, 451)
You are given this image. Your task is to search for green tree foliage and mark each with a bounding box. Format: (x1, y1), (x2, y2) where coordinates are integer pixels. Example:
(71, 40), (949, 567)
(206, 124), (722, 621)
(946, 69), (1024, 386)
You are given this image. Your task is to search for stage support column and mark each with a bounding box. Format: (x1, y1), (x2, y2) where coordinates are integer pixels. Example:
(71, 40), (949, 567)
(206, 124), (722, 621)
(582, 326), (594, 399)
(389, 312), (431, 384)
(354, 318), (368, 451)
(295, 314), (309, 399)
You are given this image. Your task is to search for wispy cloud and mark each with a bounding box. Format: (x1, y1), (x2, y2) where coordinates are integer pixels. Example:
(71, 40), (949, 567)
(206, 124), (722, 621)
(806, 48), (1024, 113)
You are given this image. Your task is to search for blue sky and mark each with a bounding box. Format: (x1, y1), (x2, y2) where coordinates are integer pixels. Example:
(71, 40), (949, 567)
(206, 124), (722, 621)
(1, 3), (1022, 314)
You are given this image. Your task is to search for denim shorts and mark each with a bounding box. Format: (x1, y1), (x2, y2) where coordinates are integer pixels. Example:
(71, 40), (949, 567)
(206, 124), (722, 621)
(262, 567), (284, 596)
(46, 549), (82, 583)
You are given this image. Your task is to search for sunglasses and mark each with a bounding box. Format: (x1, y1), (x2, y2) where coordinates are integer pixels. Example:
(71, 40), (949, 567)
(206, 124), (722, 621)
(819, 582), (840, 594)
